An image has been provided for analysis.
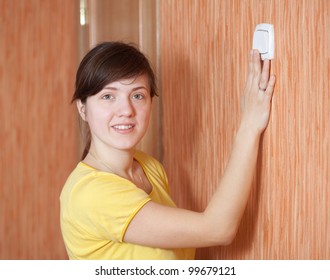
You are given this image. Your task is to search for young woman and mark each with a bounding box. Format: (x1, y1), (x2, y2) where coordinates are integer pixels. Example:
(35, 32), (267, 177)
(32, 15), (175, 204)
(60, 41), (276, 260)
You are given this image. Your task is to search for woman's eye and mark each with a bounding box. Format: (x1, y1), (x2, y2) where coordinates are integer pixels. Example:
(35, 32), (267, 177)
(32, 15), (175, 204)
(102, 94), (113, 100)
(132, 93), (144, 100)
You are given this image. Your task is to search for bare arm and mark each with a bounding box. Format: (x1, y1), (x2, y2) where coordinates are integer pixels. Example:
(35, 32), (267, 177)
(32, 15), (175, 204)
(124, 50), (276, 248)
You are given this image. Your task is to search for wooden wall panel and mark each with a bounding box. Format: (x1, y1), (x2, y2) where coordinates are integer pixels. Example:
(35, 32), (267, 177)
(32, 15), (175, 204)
(0, 0), (78, 259)
(161, 0), (329, 259)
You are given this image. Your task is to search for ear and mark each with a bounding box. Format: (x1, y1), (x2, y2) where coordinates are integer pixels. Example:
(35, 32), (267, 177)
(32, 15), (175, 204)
(76, 100), (87, 121)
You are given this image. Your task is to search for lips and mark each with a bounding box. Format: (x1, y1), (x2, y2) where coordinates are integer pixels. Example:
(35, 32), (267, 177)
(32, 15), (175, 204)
(111, 124), (135, 132)
(113, 124), (133, 130)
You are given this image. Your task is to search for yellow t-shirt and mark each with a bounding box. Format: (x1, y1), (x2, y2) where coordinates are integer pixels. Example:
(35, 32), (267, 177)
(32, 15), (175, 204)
(60, 150), (195, 260)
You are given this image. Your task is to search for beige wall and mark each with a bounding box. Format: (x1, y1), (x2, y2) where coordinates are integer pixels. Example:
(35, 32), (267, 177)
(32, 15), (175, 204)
(161, 0), (329, 259)
(0, 0), (78, 259)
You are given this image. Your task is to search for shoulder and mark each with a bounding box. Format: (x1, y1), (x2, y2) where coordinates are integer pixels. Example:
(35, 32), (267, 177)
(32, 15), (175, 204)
(134, 150), (167, 178)
(134, 150), (162, 168)
(61, 162), (111, 194)
(61, 162), (148, 206)
(60, 163), (151, 242)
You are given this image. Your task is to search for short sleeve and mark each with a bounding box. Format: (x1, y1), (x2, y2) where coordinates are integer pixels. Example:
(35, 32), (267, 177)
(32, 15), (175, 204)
(69, 174), (151, 242)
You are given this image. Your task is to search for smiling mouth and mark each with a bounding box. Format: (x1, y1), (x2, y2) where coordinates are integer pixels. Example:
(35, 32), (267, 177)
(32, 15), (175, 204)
(112, 124), (135, 131)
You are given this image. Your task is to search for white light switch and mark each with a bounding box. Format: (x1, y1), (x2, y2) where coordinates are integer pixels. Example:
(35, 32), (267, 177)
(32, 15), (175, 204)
(252, 23), (274, 60)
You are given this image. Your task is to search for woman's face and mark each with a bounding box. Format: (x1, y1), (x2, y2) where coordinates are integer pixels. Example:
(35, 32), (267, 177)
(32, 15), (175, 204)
(77, 74), (152, 152)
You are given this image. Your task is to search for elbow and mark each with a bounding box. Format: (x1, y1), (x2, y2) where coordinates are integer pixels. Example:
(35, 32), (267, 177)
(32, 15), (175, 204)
(199, 212), (240, 247)
(206, 225), (238, 246)
(220, 230), (237, 245)
(217, 229), (237, 246)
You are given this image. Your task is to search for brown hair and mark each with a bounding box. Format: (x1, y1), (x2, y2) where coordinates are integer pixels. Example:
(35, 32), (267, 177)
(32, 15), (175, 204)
(72, 41), (158, 159)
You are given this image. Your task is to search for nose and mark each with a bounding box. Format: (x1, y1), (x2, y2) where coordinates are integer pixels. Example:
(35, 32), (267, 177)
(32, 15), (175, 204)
(117, 97), (135, 117)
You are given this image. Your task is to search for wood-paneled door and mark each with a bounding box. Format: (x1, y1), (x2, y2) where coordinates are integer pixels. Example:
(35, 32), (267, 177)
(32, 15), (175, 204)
(161, 0), (329, 259)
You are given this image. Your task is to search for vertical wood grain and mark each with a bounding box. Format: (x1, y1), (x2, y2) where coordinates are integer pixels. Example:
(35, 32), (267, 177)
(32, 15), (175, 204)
(161, 0), (329, 259)
(0, 0), (78, 259)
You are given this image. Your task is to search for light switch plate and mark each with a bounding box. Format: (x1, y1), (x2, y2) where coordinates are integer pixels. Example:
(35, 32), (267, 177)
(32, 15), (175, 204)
(253, 23), (274, 60)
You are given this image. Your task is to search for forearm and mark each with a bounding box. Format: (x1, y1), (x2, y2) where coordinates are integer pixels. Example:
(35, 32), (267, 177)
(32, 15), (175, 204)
(203, 124), (261, 244)
(201, 51), (275, 245)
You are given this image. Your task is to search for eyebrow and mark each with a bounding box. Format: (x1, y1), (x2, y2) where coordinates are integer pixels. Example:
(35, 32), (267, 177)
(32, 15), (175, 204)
(103, 86), (148, 91)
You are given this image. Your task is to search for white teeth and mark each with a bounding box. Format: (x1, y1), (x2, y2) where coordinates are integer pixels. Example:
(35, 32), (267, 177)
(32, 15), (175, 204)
(113, 125), (133, 130)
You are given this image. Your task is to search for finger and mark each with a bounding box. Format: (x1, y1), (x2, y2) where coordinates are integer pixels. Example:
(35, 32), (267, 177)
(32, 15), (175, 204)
(244, 50), (255, 91)
(265, 75), (276, 98)
(259, 59), (270, 90)
(251, 50), (262, 90)
(252, 49), (262, 76)
(248, 49), (254, 73)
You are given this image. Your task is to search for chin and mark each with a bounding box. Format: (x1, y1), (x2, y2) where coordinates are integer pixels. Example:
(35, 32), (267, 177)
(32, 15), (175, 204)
(110, 133), (146, 151)
(113, 142), (140, 152)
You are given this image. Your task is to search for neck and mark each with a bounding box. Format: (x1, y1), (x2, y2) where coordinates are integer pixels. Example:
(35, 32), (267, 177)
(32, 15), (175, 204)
(87, 144), (136, 179)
